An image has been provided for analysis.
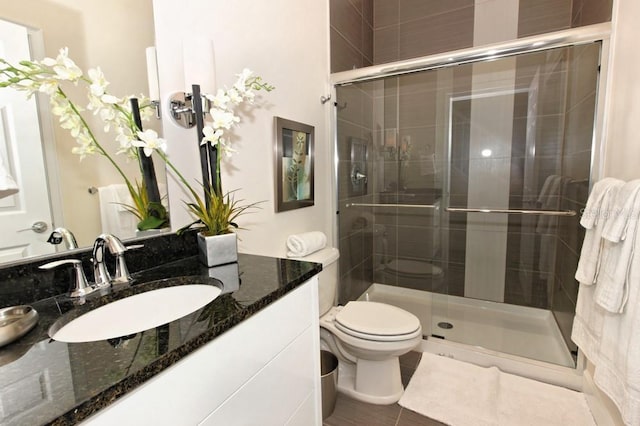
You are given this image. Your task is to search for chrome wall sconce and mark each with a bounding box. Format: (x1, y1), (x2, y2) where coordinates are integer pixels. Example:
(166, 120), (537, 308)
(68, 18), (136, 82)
(169, 92), (196, 128)
(169, 88), (213, 129)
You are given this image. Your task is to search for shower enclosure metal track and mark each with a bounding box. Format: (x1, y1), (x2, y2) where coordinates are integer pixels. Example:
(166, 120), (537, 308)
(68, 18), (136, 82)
(331, 22), (611, 86)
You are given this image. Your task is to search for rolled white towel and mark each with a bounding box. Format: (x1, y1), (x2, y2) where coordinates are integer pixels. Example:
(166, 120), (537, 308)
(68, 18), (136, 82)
(286, 231), (327, 258)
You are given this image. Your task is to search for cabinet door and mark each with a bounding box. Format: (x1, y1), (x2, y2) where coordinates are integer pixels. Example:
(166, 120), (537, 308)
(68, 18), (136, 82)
(84, 277), (320, 426)
(199, 327), (316, 426)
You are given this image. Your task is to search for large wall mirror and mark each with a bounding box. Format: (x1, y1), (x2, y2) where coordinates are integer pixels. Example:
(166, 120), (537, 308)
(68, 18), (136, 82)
(0, 0), (168, 264)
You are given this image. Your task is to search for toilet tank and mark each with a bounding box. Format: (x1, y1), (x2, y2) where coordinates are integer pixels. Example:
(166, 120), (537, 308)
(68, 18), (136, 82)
(298, 247), (340, 316)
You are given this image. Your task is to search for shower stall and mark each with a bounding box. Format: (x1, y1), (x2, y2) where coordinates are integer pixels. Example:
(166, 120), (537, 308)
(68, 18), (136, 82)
(333, 27), (606, 380)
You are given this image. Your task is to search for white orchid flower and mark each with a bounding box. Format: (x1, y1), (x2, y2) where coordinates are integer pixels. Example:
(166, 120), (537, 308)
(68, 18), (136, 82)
(38, 80), (59, 95)
(100, 94), (120, 104)
(88, 67), (109, 97)
(234, 68), (253, 90)
(207, 89), (231, 110)
(209, 107), (239, 130)
(226, 88), (243, 104)
(134, 129), (167, 157)
(201, 125), (224, 145)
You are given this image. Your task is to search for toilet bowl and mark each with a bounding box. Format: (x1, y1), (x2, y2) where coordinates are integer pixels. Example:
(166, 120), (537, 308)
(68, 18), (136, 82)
(300, 247), (422, 405)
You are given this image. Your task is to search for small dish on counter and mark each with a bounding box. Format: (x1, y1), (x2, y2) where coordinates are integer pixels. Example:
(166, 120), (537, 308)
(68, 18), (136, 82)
(0, 305), (39, 348)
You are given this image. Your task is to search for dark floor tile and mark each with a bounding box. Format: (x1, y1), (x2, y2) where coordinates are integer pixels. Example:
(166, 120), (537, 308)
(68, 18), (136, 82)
(323, 394), (401, 426)
(397, 408), (447, 426)
(401, 364), (414, 387)
(399, 351), (422, 369)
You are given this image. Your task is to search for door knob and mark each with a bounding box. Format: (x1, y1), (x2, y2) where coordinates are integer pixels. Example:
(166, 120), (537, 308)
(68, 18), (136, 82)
(17, 221), (49, 234)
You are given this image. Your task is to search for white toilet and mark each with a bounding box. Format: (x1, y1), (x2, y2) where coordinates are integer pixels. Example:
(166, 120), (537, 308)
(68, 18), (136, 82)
(302, 247), (422, 405)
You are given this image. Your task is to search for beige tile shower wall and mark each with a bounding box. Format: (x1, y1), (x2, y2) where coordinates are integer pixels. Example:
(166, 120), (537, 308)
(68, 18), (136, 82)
(330, 0), (374, 72)
(373, 0), (474, 64)
(518, 0), (572, 38)
(571, 0), (613, 27)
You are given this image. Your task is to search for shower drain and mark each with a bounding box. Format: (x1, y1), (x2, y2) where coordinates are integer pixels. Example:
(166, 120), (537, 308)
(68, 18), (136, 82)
(437, 321), (454, 329)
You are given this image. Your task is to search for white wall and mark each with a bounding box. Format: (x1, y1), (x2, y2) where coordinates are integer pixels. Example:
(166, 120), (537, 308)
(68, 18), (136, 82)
(153, 0), (332, 257)
(602, 0), (640, 180)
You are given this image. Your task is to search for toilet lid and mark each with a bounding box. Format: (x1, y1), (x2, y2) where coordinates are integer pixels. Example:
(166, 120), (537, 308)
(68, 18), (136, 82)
(335, 301), (421, 339)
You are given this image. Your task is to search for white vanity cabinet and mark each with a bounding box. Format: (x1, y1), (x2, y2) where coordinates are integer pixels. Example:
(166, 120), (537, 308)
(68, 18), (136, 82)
(83, 277), (322, 426)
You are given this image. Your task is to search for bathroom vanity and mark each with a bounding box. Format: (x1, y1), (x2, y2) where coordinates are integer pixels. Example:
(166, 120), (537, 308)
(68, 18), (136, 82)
(0, 236), (323, 425)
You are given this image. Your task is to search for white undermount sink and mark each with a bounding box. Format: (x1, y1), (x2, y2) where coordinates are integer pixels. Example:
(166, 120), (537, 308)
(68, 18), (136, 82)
(50, 284), (222, 343)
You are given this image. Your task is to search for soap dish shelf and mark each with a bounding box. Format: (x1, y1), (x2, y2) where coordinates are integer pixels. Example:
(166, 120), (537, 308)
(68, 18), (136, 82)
(0, 305), (39, 348)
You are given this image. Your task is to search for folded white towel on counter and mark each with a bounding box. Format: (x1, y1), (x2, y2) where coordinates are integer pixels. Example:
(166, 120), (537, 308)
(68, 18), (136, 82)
(575, 178), (625, 285)
(286, 231), (327, 258)
(596, 179), (640, 313)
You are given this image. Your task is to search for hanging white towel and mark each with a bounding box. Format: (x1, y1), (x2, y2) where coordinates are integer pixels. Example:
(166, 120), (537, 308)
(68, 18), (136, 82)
(592, 243), (640, 426)
(536, 175), (562, 234)
(97, 184), (138, 239)
(575, 178), (625, 285)
(595, 179), (640, 313)
(286, 231), (327, 257)
(571, 283), (605, 365)
(572, 179), (624, 366)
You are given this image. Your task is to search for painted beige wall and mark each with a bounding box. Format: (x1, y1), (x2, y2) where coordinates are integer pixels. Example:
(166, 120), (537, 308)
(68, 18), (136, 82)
(1, 0), (160, 247)
(602, 0), (640, 181)
(153, 0), (332, 257)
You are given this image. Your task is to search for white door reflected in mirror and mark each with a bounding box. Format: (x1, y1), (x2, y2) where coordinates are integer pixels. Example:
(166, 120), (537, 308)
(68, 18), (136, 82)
(0, 19), (55, 262)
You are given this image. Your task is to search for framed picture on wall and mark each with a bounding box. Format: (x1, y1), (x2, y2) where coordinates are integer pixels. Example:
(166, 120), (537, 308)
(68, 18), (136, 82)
(274, 117), (314, 212)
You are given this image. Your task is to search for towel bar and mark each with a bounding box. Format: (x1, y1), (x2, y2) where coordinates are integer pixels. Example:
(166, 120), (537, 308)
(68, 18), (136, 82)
(445, 207), (576, 216)
(345, 203), (438, 209)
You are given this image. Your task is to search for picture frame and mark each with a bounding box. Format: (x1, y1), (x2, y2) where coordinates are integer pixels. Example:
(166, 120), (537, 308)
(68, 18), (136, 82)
(274, 117), (314, 212)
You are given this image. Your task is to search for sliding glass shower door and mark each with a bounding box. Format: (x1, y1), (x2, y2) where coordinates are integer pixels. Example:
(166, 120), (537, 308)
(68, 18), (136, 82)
(335, 42), (601, 367)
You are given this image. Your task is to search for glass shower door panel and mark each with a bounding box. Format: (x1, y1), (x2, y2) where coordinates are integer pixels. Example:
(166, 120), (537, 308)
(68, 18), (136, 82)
(434, 44), (600, 367)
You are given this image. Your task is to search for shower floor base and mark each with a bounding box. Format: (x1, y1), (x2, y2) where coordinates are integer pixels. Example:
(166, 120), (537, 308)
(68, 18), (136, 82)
(358, 283), (575, 368)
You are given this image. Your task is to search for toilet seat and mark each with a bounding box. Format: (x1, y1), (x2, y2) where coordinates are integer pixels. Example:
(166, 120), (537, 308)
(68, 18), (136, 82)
(334, 301), (421, 342)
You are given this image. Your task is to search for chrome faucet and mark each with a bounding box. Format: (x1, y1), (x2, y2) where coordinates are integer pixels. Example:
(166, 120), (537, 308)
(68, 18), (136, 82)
(47, 227), (79, 250)
(92, 234), (131, 288)
(39, 259), (94, 298)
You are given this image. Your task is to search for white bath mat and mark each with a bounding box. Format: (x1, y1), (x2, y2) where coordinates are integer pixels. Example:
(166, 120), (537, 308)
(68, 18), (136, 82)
(399, 353), (596, 426)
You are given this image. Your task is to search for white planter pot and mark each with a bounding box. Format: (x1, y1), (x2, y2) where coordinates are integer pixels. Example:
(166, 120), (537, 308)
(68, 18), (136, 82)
(197, 233), (238, 267)
(135, 228), (170, 238)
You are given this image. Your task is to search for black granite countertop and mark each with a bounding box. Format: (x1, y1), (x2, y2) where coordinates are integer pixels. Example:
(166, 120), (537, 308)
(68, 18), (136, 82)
(0, 253), (321, 425)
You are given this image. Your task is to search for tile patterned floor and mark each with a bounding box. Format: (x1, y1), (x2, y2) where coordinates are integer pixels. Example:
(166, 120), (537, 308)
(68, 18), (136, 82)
(323, 352), (446, 426)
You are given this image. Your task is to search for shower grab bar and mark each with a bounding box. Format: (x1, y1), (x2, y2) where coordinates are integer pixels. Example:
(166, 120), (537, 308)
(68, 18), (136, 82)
(345, 203), (438, 209)
(445, 207), (576, 216)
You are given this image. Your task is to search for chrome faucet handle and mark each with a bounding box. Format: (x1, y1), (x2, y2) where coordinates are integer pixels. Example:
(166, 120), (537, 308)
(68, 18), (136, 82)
(40, 259), (94, 298)
(112, 243), (145, 285)
(92, 238), (111, 289)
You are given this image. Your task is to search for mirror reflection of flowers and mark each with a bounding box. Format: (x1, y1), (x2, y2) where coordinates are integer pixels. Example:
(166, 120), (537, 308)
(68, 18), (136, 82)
(0, 48), (169, 230)
(137, 69), (274, 236)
